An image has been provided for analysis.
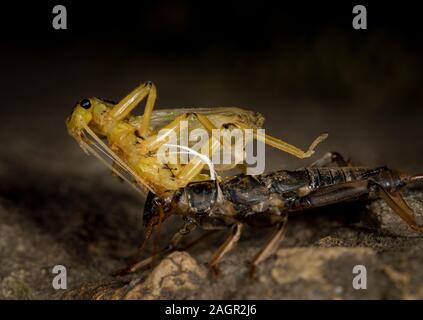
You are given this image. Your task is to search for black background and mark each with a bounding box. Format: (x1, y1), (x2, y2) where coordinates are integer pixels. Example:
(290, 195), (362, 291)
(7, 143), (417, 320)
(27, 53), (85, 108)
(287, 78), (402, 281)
(1, 1), (421, 50)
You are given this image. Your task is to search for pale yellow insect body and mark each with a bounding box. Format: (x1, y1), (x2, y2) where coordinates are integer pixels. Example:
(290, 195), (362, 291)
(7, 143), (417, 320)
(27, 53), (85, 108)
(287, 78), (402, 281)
(66, 82), (327, 196)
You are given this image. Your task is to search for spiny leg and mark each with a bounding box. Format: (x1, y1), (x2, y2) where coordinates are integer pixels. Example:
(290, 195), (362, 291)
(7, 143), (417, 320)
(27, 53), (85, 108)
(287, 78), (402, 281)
(249, 217), (288, 279)
(375, 184), (423, 232)
(310, 151), (351, 168)
(208, 224), (243, 276)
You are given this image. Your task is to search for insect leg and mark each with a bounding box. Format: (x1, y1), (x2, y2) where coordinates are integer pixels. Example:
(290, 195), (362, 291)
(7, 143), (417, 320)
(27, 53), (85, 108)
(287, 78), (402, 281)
(196, 114), (247, 173)
(112, 222), (197, 276)
(143, 114), (189, 151)
(249, 217), (288, 279)
(292, 180), (370, 210)
(235, 122), (328, 159)
(110, 82), (157, 136)
(208, 224), (243, 276)
(176, 113), (231, 183)
(143, 112), (218, 153)
(139, 112), (222, 189)
(310, 151), (352, 167)
(296, 180), (423, 232)
(375, 184), (423, 232)
(147, 112), (242, 184)
(167, 221), (198, 249)
(139, 83), (158, 137)
(193, 113), (218, 133)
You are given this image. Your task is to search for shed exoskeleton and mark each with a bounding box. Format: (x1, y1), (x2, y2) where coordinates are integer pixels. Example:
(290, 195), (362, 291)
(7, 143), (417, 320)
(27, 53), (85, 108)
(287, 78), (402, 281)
(124, 152), (423, 277)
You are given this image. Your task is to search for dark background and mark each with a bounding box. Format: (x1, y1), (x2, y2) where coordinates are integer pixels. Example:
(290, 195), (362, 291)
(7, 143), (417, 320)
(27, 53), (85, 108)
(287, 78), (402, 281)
(0, 1), (422, 205)
(1, 1), (422, 174)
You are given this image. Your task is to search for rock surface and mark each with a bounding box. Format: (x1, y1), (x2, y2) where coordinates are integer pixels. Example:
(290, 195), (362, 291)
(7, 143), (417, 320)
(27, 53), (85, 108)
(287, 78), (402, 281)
(2, 152), (422, 300)
(2, 118), (423, 300)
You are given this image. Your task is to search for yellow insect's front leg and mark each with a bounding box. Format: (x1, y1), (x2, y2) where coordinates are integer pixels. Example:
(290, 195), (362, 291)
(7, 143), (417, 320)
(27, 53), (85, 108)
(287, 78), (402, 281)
(109, 81), (157, 137)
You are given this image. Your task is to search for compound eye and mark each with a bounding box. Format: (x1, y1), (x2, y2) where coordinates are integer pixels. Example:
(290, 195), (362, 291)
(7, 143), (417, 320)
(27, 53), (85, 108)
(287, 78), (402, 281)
(80, 98), (91, 109)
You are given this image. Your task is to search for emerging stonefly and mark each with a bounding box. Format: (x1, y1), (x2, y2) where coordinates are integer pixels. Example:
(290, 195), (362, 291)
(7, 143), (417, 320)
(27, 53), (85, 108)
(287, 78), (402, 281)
(66, 81), (332, 275)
